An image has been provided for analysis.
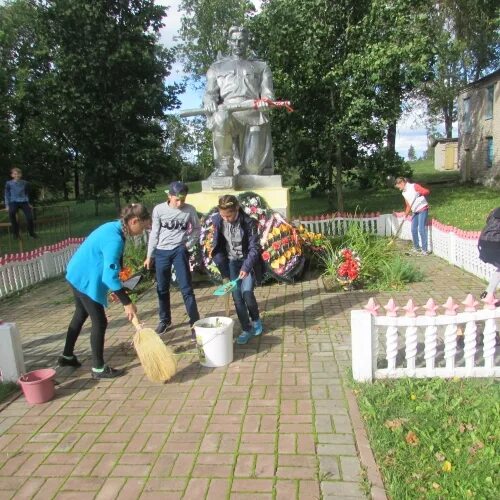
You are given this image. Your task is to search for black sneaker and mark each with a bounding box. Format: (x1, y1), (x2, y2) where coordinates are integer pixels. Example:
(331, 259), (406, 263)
(29, 233), (38, 239)
(58, 355), (82, 368)
(480, 291), (487, 299)
(91, 365), (124, 379)
(155, 320), (171, 335)
(191, 328), (197, 343)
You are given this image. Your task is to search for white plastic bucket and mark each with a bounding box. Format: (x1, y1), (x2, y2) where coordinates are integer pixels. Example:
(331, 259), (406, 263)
(193, 317), (234, 367)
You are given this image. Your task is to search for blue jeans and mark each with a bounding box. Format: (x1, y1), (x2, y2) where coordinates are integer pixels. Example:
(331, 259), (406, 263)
(411, 210), (428, 252)
(155, 246), (199, 326)
(229, 259), (260, 332)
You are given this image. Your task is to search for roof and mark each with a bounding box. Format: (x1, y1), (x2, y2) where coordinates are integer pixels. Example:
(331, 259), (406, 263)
(460, 68), (500, 94)
(430, 137), (458, 147)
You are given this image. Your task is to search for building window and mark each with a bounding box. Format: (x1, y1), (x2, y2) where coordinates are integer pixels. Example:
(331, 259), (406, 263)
(485, 85), (494, 120)
(463, 97), (471, 132)
(486, 137), (493, 168)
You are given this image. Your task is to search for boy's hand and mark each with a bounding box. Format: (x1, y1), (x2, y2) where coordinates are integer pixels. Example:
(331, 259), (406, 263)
(144, 257), (153, 269)
(239, 270), (248, 279)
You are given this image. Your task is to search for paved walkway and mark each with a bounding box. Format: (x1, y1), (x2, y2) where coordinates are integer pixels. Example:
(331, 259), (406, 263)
(0, 249), (488, 499)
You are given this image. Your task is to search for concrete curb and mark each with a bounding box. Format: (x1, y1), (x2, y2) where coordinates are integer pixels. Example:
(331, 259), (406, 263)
(346, 388), (388, 500)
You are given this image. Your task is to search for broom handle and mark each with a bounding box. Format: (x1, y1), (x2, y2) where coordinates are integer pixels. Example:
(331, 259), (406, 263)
(131, 315), (141, 330)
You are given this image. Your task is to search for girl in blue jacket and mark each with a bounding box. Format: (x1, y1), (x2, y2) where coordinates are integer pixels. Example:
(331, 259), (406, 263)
(59, 203), (150, 379)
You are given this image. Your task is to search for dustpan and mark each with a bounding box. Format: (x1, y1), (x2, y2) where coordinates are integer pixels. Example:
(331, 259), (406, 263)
(122, 273), (143, 291)
(213, 277), (241, 296)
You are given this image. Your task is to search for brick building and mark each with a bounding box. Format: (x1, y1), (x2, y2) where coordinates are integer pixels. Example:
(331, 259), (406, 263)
(457, 68), (499, 185)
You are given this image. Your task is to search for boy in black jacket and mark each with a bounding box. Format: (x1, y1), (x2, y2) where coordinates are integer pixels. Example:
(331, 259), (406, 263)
(211, 195), (264, 344)
(478, 207), (500, 303)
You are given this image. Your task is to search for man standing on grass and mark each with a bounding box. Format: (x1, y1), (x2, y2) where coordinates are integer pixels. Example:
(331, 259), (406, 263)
(4, 167), (37, 239)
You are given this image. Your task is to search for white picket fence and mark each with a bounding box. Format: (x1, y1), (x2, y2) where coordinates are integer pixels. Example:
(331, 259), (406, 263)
(0, 238), (83, 298)
(351, 296), (500, 382)
(298, 211), (496, 282)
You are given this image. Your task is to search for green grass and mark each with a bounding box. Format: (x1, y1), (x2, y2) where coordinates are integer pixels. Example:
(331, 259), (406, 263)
(355, 378), (500, 499)
(0, 159), (497, 253)
(290, 160), (499, 230)
(0, 382), (18, 403)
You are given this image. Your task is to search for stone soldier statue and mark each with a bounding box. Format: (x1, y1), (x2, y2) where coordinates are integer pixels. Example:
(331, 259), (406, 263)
(203, 26), (275, 177)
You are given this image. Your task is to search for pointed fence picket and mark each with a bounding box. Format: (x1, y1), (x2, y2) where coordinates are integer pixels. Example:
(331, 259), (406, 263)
(297, 212), (496, 282)
(352, 295), (500, 381)
(0, 238), (83, 298)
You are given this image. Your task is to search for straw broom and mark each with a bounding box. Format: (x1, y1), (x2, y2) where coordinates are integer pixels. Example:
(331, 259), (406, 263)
(131, 315), (177, 382)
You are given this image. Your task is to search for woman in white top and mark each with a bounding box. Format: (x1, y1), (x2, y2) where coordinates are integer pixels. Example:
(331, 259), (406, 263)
(394, 177), (430, 255)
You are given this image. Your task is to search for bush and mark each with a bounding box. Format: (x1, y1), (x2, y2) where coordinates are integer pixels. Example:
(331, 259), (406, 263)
(321, 223), (423, 291)
(354, 149), (413, 190)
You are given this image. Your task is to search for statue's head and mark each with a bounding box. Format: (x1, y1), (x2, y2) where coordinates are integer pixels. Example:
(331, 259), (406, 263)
(228, 26), (249, 57)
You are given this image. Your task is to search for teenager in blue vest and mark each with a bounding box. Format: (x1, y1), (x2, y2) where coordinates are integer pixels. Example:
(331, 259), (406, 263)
(211, 194), (264, 344)
(59, 203), (150, 379)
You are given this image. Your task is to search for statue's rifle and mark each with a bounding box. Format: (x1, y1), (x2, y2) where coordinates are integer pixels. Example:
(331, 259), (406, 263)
(179, 98), (293, 118)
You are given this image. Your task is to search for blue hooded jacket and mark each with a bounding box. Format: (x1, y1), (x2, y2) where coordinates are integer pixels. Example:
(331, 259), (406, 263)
(66, 221), (125, 306)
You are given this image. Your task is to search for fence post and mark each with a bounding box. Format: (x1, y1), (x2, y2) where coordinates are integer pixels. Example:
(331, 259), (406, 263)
(41, 250), (57, 279)
(449, 231), (457, 265)
(0, 322), (25, 382)
(351, 310), (375, 382)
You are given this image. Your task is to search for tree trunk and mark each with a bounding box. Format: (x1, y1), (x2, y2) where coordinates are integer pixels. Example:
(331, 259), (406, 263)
(443, 101), (453, 138)
(74, 166), (80, 200)
(334, 140), (344, 211)
(113, 180), (121, 216)
(387, 121), (397, 153)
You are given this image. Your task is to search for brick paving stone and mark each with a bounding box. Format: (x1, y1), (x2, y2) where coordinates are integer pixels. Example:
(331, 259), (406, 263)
(2, 255), (483, 499)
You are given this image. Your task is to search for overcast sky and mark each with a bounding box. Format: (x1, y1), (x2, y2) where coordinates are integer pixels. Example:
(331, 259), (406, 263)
(157, 0), (452, 160)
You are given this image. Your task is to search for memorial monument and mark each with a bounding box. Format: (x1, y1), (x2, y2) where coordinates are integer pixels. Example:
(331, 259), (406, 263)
(182, 26), (289, 216)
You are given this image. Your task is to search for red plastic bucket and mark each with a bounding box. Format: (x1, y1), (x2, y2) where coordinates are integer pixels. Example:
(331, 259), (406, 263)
(18, 368), (56, 404)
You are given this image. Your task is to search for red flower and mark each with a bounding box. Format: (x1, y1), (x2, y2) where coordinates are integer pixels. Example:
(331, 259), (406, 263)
(272, 241), (281, 251)
(251, 206), (258, 213)
(262, 251), (271, 261)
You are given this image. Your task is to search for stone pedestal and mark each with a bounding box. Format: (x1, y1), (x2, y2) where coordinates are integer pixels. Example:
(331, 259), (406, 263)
(201, 174), (283, 192)
(189, 183), (290, 219)
(194, 174), (289, 218)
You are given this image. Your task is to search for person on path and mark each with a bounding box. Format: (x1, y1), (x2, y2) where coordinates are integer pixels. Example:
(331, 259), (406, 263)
(144, 181), (200, 338)
(4, 167), (37, 239)
(477, 207), (500, 303)
(211, 194), (264, 344)
(59, 203), (150, 379)
(394, 177), (430, 255)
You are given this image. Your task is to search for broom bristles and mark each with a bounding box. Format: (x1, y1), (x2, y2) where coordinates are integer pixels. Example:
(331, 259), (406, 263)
(133, 328), (177, 382)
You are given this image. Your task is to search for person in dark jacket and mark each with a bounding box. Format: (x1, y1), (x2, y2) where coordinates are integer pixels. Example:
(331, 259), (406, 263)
(478, 207), (500, 302)
(211, 194), (264, 344)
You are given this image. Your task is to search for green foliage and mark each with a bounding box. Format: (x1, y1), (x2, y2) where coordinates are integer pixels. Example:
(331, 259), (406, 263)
(352, 149), (413, 190)
(0, 382), (17, 403)
(355, 378), (500, 499)
(177, 0), (257, 78)
(0, 0), (184, 208)
(421, 0), (500, 137)
(321, 223), (423, 290)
